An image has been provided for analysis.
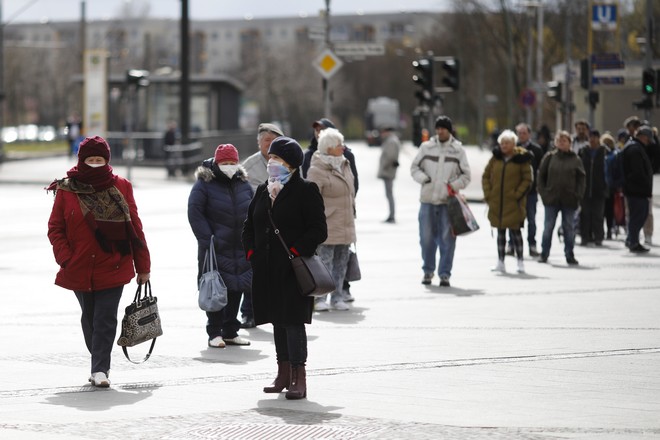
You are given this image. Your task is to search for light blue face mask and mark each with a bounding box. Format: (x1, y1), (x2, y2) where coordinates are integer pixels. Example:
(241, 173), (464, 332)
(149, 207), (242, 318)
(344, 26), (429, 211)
(267, 159), (293, 185)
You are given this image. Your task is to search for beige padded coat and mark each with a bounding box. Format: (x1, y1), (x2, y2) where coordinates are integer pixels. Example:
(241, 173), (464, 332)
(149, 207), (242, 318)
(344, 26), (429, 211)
(307, 152), (356, 245)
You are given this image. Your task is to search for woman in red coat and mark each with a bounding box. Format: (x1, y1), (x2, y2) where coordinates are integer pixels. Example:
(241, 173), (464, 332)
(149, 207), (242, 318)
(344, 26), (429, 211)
(47, 136), (151, 387)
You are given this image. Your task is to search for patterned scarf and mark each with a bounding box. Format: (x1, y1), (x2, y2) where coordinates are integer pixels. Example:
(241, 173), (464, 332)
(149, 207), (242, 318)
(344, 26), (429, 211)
(47, 177), (143, 255)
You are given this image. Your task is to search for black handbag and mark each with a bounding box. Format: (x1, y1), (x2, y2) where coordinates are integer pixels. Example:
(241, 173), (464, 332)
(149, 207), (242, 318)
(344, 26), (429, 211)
(117, 281), (163, 364)
(268, 210), (335, 297)
(345, 248), (361, 282)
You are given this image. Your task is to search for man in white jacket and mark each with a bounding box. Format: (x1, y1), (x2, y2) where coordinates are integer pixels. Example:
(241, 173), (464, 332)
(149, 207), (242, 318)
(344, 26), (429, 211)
(410, 116), (471, 287)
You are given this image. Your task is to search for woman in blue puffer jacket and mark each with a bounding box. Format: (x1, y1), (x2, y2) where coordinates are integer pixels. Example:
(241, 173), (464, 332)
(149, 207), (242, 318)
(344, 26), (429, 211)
(188, 144), (254, 348)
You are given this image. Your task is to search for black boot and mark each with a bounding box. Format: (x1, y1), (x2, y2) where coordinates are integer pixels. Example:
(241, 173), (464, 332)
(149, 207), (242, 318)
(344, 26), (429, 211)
(285, 365), (307, 400)
(263, 361), (290, 393)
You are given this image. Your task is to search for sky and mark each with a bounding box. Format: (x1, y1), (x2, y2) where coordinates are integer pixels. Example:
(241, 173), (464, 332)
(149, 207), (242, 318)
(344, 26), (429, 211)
(3, 0), (449, 24)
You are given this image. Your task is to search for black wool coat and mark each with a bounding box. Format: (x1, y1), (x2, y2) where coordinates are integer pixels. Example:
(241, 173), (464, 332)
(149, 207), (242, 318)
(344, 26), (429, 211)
(242, 171), (327, 325)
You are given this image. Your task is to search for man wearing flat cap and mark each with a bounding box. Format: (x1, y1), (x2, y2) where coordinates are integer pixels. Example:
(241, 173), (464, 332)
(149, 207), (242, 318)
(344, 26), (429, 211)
(242, 123), (284, 192)
(411, 115), (471, 287)
(621, 125), (654, 252)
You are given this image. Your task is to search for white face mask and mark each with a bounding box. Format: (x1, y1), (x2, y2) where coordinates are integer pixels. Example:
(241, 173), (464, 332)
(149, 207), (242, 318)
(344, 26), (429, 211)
(218, 164), (239, 178)
(86, 163), (105, 168)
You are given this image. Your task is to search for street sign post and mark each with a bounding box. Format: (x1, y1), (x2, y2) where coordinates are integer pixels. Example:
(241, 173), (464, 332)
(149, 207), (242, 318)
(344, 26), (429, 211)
(313, 49), (343, 80)
(333, 42), (385, 57)
(592, 3), (617, 31)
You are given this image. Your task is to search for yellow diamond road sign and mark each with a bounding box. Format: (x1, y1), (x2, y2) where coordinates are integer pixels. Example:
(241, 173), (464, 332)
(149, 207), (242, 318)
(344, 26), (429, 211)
(313, 49), (343, 79)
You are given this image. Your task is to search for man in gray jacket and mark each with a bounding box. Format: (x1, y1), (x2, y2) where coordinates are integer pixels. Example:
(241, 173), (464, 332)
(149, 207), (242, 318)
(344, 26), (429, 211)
(242, 123), (284, 191)
(410, 116), (471, 287)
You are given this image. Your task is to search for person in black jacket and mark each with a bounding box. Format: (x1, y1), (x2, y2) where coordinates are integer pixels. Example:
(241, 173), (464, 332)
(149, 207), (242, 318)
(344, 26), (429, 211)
(243, 136), (328, 400)
(622, 126), (654, 253)
(188, 144), (254, 348)
(578, 130), (609, 246)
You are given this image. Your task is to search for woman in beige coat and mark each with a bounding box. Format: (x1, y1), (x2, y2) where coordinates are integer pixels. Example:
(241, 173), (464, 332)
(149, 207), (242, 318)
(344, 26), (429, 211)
(307, 128), (356, 311)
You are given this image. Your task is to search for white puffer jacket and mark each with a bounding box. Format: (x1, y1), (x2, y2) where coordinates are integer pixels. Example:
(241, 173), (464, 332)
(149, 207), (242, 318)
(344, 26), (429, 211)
(410, 135), (471, 204)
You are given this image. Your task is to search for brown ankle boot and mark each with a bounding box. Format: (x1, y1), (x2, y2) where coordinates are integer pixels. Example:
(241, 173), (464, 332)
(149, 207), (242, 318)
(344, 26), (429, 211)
(263, 361), (290, 393)
(285, 365), (306, 400)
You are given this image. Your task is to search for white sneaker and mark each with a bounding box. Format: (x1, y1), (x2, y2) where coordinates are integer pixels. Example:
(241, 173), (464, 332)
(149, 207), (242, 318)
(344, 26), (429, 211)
(314, 298), (329, 312)
(224, 336), (250, 346)
(517, 259), (525, 274)
(89, 371), (110, 387)
(331, 300), (350, 311)
(208, 336), (226, 348)
(491, 260), (506, 273)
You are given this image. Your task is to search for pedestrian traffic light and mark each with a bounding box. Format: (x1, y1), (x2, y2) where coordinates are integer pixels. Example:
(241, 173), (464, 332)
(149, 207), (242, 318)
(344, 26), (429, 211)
(412, 58), (433, 104)
(441, 58), (460, 91)
(587, 91), (599, 107)
(642, 68), (656, 96)
(546, 81), (562, 103)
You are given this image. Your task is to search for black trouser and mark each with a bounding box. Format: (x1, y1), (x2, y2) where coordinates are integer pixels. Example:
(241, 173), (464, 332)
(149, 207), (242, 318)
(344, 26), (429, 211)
(75, 286), (124, 375)
(273, 324), (308, 367)
(206, 289), (242, 339)
(499, 228), (523, 260)
(626, 195), (649, 248)
(580, 197), (605, 244)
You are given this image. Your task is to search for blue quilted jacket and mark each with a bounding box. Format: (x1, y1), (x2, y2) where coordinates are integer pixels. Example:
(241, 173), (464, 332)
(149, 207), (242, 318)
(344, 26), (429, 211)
(188, 159), (254, 292)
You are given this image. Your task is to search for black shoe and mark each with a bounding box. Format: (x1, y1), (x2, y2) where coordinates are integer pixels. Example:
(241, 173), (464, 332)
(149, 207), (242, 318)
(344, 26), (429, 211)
(422, 273), (433, 285)
(566, 257), (579, 265)
(439, 276), (450, 287)
(240, 317), (256, 329)
(629, 244), (650, 253)
(538, 255), (548, 263)
(383, 217), (395, 224)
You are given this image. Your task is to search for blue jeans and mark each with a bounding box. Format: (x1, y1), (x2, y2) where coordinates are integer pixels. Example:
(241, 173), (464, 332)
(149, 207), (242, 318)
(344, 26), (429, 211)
(526, 192), (538, 246)
(418, 203), (456, 278)
(541, 204), (576, 259)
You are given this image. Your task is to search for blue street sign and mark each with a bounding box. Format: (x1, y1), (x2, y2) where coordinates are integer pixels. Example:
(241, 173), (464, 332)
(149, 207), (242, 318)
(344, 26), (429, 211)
(592, 4), (617, 31)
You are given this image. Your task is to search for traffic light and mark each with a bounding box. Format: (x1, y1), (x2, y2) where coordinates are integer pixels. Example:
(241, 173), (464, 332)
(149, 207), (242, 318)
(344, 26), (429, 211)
(412, 58), (433, 104)
(546, 81), (562, 103)
(441, 58), (460, 91)
(642, 68), (656, 96)
(580, 59), (590, 90)
(587, 91), (599, 107)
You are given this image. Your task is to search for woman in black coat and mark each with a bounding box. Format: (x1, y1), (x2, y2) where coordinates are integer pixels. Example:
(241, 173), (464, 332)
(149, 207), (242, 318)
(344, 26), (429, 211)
(242, 136), (327, 400)
(188, 144), (254, 348)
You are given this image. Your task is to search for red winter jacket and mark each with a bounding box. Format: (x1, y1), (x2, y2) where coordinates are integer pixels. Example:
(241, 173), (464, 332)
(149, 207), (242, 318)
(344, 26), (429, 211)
(47, 177), (151, 292)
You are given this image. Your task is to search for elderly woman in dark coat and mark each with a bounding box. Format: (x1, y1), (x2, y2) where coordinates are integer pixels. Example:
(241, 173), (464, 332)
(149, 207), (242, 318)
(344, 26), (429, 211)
(482, 129), (533, 274)
(242, 136), (327, 400)
(188, 144), (254, 348)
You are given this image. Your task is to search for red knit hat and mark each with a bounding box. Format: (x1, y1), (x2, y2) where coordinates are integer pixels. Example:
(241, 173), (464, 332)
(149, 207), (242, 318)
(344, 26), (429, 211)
(78, 136), (111, 162)
(214, 144), (239, 163)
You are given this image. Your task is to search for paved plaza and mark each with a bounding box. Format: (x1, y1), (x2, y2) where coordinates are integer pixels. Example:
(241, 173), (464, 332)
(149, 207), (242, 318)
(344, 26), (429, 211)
(0, 142), (659, 439)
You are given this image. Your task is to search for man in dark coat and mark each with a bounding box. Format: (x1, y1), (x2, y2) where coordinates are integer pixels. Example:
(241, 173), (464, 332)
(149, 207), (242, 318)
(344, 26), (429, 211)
(578, 130), (609, 246)
(622, 126), (654, 253)
(243, 136), (327, 400)
(515, 122), (545, 256)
